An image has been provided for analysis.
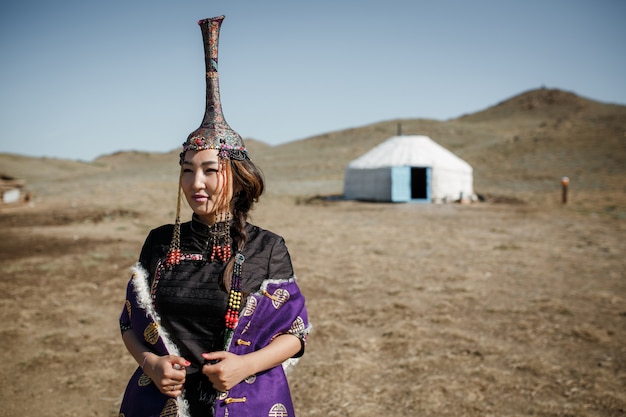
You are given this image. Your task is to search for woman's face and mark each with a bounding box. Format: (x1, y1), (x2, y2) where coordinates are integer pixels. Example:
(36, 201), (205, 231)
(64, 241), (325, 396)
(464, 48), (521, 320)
(180, 149), (232, 224)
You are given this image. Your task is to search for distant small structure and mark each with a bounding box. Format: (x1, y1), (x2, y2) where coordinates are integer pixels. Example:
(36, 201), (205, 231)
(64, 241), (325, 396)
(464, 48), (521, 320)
(1, 175), (30, 206)
(343, 135), (475, 203)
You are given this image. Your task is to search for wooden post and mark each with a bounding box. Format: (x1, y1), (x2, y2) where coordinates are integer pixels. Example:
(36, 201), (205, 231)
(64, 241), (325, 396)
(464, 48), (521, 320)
(561, 177), (570, 204)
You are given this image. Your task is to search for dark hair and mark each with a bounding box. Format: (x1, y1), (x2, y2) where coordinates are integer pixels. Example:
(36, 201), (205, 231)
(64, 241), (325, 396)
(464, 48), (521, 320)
(222, 157), (264, 288)
(230, 158), (264, 249)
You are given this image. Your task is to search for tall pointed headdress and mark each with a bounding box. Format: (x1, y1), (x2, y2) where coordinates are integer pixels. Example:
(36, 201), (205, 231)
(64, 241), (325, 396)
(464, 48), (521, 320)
(168, 16), (245, 269)
(180, 15), (249, 164)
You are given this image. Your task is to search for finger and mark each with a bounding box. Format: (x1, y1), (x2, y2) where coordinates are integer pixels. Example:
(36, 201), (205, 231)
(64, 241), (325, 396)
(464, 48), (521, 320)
(163, 383), (184, 397)
(170, 356), (191, 370)
(202, 351), (227, 363)
(175, 357), (191, 367)
(165, 359), (189, 380)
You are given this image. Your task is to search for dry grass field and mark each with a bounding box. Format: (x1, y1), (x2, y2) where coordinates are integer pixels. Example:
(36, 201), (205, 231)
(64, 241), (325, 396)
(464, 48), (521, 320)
(1, 88), (625, 416)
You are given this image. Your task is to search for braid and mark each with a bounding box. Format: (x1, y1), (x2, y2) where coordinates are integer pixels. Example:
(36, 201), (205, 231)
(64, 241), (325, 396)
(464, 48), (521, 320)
(231, 205), (248, 252)
(222, 158), (265, 289)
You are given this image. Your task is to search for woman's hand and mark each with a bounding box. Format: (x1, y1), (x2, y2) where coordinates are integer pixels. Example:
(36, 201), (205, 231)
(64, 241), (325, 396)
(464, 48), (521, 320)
(142, 353), (189, 398)
(201, 351), (250, 392)
(201, 334), (301, 392)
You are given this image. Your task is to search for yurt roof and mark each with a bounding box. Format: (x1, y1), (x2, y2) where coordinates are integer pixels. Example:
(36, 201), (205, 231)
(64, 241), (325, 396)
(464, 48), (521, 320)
(347, 135), (472, 172)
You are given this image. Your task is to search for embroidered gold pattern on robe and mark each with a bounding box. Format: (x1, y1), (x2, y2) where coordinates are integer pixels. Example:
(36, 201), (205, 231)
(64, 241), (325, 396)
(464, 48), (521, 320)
(144, 322), (159, 345)
(159, 398), (178, 417)
(290, 316), (306, 335)
(270, 288), (290, 309)
(138, 373), (152, 386)
(268, 403), (288, 417)
(243, 296), (257, 316)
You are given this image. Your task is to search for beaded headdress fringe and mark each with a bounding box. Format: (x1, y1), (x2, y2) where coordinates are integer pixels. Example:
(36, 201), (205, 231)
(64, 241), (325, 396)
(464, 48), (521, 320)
(165, 178), (183, 267)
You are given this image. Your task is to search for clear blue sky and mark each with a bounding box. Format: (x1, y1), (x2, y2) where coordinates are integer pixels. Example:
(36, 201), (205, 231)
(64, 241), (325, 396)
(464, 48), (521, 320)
(1, 0), (624, 161)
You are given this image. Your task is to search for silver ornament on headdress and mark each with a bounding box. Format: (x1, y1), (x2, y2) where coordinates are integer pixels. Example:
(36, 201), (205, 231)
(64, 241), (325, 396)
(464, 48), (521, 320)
(180, 15), (248, 164)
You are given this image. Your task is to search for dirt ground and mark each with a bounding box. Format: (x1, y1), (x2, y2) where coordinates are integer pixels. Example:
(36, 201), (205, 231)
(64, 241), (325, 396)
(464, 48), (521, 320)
(3, 88), (624, 416)
(0, 186), (625, 416)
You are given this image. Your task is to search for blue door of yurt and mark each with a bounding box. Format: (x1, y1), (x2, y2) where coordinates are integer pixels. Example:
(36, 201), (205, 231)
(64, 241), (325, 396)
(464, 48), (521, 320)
(391, 166), (431, 202)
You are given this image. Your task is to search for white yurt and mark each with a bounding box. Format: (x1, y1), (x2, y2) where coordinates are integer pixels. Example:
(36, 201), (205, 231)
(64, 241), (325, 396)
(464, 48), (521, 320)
(343, 135), (474, 203)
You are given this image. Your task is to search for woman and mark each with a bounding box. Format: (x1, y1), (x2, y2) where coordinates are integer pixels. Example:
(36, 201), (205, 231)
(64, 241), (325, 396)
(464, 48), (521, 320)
(118, 16), (309, 417)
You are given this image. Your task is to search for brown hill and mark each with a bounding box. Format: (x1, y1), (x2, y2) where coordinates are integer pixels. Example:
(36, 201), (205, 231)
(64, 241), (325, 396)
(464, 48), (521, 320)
(1, 87), (624, 212)
(255, 88), (626, 210)
(453, 88), (626, 201)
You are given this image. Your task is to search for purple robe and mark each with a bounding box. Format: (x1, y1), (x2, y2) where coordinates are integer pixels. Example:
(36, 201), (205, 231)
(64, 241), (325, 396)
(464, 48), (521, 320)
(119, 263), (310, 417)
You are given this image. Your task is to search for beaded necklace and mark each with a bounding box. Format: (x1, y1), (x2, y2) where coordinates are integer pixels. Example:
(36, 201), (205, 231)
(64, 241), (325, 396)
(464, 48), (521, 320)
(208, 212), (232, 263)
(162, 217), (244, 346)
(224, 253), (245, 348)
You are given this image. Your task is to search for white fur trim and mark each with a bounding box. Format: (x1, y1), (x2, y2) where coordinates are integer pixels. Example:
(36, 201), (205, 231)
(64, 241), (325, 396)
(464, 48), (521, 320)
(130, 263), (190, 417)
(131, 263), (181, 357)
(258, 276), (299, 293)
(177, 397), (190, 417)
